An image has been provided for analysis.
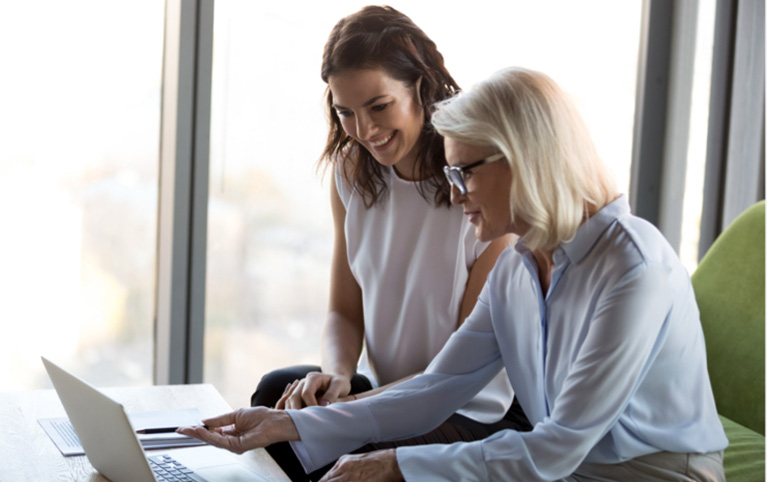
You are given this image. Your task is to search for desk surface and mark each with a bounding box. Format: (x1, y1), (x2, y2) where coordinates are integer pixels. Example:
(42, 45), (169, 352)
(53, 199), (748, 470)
(0, 383), (290, 481)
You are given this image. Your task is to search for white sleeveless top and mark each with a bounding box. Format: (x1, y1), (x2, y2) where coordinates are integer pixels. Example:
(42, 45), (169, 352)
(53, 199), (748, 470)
(336, 165), (513, 423)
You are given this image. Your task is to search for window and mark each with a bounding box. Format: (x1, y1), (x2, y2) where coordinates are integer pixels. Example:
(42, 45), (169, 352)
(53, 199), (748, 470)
(0, 1), (165, 390)
(205, 0), (642, 407)
(680, 0), (721, 271)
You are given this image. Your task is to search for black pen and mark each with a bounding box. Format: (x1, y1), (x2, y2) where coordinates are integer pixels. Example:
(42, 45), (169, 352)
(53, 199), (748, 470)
(136, 424), (209, 434)
(136, 426), (180, 434)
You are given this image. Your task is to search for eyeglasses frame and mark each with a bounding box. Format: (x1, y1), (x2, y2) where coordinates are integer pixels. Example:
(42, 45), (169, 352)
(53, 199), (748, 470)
(443, 152), (505, 195)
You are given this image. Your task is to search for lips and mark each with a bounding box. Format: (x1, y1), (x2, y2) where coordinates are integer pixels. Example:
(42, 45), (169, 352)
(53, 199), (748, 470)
(465, 210), (480, 224)
(369, 131), (396, 150)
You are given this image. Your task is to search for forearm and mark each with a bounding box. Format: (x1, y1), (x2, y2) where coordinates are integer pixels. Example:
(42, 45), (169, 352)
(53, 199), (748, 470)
(263, 409), (301, 443)
(289, 361), (500, 473)
(349, 372), (421, 401)
(458, 235), (512, 325)
(292, 308), (506, 472)
(321, 311), (364, 379)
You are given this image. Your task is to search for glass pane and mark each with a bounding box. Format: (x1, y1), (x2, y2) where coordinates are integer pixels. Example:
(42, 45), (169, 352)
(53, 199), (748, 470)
(207, 0), (642, 408)
(0, 1), (164, 390)
(680, 0), (717, 273)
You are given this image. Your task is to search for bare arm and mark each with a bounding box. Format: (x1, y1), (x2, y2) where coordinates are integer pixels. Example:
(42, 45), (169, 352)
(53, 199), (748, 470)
(457, 235), (513, 326)
(322, 174), (365, 381)
(281, 174), (365, 408)
(342, 372), (420, 402)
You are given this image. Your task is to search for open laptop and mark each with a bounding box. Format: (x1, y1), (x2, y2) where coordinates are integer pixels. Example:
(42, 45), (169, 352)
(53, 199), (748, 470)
(41, 356), (272, 482)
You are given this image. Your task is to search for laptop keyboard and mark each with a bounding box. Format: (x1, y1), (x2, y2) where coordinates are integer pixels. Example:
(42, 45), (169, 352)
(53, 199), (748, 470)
(148, 454), (206, 482)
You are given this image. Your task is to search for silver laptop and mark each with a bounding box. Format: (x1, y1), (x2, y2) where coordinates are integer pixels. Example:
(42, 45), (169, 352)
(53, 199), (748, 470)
(41, 356), (271, 482)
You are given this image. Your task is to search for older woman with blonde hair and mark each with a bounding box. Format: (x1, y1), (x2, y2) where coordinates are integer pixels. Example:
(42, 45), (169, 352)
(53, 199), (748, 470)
(181, 67), (728, 481)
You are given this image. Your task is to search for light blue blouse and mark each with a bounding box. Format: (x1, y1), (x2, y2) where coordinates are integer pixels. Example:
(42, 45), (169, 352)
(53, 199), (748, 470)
(288, 195), (728, 481)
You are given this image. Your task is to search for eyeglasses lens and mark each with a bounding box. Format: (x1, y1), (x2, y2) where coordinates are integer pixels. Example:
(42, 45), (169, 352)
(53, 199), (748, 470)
(443, 167), (467, 195)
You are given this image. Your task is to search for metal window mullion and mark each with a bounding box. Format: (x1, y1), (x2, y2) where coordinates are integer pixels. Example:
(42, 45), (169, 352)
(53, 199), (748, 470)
(155, 0), (213, 386)
(721, 0), (765, 229)
(698, 0), (737, 256)
(699, 0), (766, 259)
(630, 0), (699, 252)
(630, 0), (674, 228)
(188, 0), (214, 384)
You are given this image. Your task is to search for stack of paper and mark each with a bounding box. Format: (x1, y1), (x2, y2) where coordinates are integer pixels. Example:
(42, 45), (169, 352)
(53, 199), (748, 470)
(39, 407), (206, 456)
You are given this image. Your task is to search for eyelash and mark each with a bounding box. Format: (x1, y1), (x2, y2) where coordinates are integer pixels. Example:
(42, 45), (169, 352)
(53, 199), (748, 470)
(371, 102), (391, 112)
(336, 102), (392, 118)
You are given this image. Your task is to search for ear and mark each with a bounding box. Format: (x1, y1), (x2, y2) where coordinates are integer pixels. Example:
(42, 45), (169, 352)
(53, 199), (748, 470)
(415, 76), (423, 107)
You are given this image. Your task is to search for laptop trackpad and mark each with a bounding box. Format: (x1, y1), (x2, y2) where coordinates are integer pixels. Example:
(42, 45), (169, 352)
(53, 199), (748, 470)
(196, 464), (271, 481)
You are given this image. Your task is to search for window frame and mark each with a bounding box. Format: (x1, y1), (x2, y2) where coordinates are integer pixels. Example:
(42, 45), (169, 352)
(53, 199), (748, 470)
(154, 0), (765, 384)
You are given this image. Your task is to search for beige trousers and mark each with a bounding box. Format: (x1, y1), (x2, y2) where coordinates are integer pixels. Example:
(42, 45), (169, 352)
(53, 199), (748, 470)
(569, 451), (725, 482)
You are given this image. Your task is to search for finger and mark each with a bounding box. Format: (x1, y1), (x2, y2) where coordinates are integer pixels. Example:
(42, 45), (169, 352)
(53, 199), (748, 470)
(317, 465), (340, 482)
(275, 380), (299, 410)
(318, 457), (352, 482)
(184, 425), (255, 454)
(318, 378), (350, 406)
(200, 411), (238, 429)
(284, 379), (300, 395)
(286, 380), (308, 409)
(324, 454), (354, 481)
(177, 426), (229, 448)
(275, 393), (287, 410)
(300, 376), (322, 407)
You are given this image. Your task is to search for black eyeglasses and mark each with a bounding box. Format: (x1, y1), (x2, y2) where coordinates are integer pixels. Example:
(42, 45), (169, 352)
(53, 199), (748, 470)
(443, 153), (505, 195)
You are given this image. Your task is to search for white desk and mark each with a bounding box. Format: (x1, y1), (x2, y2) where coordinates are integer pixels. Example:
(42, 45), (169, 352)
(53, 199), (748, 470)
(0, 383), (290, 481)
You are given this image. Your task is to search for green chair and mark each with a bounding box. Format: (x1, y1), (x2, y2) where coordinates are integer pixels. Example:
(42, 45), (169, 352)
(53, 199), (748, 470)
(691, 200), (765, 481)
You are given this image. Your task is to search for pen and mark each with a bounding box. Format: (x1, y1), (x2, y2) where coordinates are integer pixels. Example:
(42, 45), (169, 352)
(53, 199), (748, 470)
(136, 426), (181, 434)
(136, 424), (209, 434)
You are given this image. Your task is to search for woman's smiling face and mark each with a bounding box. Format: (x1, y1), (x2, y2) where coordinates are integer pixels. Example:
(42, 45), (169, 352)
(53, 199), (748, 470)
(328, 68), (425, 179)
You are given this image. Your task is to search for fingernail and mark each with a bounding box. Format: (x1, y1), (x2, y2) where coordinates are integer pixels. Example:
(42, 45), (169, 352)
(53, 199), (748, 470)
(320, 400), (330, 406)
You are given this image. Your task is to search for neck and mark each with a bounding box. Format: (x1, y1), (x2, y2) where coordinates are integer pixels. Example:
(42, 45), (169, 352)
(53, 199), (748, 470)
(392, 142), (422, 181)
(392, 163), (419, 181)
(532, 249), (555, 293)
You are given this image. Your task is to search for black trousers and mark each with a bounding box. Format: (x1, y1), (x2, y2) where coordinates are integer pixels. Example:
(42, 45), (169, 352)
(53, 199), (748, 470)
(251, 365), (532, 482)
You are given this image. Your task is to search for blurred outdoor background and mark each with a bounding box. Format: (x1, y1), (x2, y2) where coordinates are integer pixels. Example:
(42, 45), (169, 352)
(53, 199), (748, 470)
(0, 0), (716, 409)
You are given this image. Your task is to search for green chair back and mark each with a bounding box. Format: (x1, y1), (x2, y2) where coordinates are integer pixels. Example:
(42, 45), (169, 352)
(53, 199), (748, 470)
(691, 201), (765, 435)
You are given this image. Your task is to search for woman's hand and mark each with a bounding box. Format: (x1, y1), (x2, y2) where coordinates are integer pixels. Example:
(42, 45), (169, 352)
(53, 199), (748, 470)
(319, 449), (403, 482)
(176, 407), (299, 454)
(275, 372), (352, 409)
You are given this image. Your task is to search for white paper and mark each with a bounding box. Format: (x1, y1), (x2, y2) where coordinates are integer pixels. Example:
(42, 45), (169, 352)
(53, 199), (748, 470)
(39, 407), (206, 456)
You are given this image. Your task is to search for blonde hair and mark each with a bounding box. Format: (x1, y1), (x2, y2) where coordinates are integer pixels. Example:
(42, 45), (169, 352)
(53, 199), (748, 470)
(431, 67), (618, 251)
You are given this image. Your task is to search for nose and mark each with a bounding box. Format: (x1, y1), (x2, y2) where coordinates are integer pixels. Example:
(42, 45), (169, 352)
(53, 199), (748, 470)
(355, 112), (376, 140)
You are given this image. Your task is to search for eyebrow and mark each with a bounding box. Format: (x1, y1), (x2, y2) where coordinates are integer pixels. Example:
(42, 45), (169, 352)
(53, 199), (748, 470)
(332, 94), (389, 111)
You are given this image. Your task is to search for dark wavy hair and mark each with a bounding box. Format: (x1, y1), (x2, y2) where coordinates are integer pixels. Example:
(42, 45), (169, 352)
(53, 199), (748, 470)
(319, 5), (459, 208)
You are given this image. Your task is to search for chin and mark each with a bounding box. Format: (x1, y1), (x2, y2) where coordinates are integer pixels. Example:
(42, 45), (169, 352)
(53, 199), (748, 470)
(473, 226), (493, 243)
(475, 222), (509, 243)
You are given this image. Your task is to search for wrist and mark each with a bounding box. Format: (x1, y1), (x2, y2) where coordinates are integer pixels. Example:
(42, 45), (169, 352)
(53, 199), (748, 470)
(325, 368), (353, 382)
(384, 449), (403, 480)
(269, 409), (300, 442)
